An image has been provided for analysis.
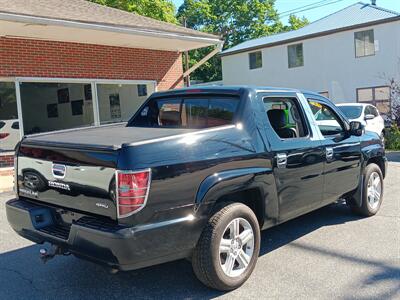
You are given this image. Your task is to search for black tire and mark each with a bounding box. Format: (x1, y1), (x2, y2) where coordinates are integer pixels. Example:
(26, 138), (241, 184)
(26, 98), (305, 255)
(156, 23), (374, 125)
(350, 163), (384, 217)
(192, 203), (260, 291)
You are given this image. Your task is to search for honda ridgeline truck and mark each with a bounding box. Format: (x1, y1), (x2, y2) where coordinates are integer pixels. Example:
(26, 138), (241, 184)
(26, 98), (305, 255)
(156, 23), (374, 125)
(6, 87), (387, 290)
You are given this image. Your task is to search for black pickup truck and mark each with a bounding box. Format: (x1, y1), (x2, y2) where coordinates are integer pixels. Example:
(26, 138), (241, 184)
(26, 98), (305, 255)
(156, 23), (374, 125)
(6, 86), (387, 290)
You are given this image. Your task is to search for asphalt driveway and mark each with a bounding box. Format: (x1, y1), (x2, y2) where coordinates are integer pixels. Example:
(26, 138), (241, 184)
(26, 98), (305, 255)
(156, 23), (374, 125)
(0, 154), (399, 299)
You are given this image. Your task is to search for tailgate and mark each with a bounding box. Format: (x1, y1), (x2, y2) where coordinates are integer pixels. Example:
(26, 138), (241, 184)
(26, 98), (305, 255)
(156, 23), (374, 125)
(17, 144), (118, 220)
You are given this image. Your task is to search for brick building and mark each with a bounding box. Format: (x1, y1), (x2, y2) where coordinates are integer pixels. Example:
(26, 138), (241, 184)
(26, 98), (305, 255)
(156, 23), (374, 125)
(0, 0), (222, 172)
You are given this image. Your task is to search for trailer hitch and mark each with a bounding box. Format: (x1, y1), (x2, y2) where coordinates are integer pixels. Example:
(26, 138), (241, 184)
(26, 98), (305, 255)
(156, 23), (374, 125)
(39, 245), (70, 264)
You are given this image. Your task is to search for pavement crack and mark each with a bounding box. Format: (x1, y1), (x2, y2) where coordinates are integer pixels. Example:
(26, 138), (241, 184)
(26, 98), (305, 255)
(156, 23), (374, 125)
(1, 267), (42, 293)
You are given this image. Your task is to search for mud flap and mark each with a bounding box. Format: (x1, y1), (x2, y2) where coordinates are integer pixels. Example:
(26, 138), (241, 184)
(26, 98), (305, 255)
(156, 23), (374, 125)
(351, 174), (364, 207)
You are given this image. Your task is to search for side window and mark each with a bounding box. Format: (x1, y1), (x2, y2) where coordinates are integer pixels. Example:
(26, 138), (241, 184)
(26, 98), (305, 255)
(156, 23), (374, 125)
(354, 29), (375, 57)
(364, 106), (372, 116)
(249, 51), (262, 70)
(308, 100), (345, 137)
(11, 121), (19, 130)
(288, 43), (304, 68)
(264, 97), (308, 139)
(370, 106), (379, 117)
(365, 105), (378, 117)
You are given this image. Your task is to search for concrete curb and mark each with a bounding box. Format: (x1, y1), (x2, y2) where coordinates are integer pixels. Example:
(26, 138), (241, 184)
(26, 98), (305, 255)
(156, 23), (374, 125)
(0, 167), (14, 193)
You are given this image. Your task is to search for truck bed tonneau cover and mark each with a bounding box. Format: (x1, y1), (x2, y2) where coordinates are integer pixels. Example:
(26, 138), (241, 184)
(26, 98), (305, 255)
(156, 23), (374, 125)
(23, 125), (197, 150)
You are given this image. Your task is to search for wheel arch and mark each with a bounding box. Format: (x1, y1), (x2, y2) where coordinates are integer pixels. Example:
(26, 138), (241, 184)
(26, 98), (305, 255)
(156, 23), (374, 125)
(349, 153), (387, 207)
(367, 156), (386, 178)
(194, 167), (273, 228)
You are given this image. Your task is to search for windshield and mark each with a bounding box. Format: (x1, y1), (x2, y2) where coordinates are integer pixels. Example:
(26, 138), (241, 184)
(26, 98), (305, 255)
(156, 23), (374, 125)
(129, 96), (240, 129)
(338, 105), (363, 119)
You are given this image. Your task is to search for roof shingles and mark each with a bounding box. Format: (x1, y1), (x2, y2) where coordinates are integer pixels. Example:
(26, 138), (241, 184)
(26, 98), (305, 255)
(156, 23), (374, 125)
(0, 0), (219, 40)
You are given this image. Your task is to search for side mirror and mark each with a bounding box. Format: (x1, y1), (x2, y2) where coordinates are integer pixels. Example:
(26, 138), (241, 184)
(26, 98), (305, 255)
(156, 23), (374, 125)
(365, 114), (375, 120)
(349, 121), (364, 136)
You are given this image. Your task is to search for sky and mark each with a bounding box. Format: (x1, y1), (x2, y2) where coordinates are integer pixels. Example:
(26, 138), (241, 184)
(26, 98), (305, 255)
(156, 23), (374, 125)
(171, 0), (400, 24)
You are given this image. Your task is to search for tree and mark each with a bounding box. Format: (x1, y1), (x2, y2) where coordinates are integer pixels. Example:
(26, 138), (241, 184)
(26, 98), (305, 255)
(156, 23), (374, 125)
(285, 15), (309, 31)
(177, 0), (309, 82)
(89, 0), (178, 23)
(389, 77), (400, 125)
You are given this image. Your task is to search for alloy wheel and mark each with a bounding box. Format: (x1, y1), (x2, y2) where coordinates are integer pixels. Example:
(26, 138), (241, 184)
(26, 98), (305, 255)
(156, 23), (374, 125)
(219, 218), (255, 277)
(367, 171), (382, 210)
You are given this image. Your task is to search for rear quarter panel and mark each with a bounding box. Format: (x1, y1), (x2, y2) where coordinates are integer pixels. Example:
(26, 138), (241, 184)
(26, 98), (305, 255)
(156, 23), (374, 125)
(117, 124), (276, 228)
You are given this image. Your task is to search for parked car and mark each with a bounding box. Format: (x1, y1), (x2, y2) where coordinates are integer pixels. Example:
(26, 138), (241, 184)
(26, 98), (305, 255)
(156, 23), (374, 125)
(0, 119), (20, 151)
(6, 87), (387, 291)
(336, 103), (385, 141)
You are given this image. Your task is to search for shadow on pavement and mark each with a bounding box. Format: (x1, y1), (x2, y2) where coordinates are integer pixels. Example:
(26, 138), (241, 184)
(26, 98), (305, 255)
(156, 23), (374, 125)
(0, 202), (397, 299)
(386, 151), (400, 163)
(259, 201), (360, 255)
(288, 242), (400, 300)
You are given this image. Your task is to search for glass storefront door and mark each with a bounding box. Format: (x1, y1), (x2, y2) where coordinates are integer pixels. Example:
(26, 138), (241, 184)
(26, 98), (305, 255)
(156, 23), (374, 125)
(1, 80), (155, 151)
(0, 82), (19, 151)
(19, 82), (94, 134)
(97, 83), (155, 124)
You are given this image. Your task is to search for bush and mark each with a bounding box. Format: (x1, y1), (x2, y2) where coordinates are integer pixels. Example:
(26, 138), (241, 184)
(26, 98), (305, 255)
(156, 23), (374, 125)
(385, 125), (400, 150)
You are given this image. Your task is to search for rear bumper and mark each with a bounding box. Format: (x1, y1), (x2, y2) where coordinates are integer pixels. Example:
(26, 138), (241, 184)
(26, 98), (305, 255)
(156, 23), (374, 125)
(6, 198), (203, 271)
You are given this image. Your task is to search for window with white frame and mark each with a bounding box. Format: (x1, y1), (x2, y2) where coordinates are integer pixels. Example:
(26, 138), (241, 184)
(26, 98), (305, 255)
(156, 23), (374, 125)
(4, 79), (156, 145)
(288, 43), (304, 68)
(19, 82), (95, 134)
(354, 29), (375, 57)
(97, 83), (155, 124)
(249, 51), (262, 70)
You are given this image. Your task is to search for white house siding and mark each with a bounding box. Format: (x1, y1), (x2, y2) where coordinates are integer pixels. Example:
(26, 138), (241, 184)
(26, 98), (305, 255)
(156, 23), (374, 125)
(222, 20), (400, 103)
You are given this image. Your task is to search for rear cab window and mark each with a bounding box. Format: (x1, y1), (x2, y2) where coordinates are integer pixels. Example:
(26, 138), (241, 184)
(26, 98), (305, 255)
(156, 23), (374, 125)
(129, 96), (240, 129)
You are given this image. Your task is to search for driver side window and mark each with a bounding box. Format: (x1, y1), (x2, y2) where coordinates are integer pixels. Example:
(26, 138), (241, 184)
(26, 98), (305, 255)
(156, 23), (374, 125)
(308, 100), (345, 137)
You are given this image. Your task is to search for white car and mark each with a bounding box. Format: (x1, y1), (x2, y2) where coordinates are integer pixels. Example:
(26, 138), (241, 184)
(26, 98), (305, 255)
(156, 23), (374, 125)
(0, 119), (20, 151)
(311, 102), (385, 141)
(336, 103), (385, 140)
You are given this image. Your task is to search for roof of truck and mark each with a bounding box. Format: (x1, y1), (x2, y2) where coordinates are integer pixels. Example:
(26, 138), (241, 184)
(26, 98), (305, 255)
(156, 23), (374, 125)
(152, 85), (323, 98)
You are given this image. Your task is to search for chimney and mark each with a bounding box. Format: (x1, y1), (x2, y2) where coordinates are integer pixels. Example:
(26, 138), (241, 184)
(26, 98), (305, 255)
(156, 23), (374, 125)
(371, 0), (376, 5)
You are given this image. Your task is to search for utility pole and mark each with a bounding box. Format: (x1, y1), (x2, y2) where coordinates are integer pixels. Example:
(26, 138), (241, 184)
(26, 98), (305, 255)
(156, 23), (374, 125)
(183, 18), (191, 87)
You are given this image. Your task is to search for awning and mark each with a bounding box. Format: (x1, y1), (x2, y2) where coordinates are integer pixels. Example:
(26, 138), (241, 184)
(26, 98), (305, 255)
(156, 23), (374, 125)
(0, 12), (222, 52)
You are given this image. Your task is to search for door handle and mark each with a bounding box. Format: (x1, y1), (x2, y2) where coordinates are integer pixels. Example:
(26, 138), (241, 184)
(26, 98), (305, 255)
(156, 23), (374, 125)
(326, 147), (334, 160)
(276, 153), (287, 169)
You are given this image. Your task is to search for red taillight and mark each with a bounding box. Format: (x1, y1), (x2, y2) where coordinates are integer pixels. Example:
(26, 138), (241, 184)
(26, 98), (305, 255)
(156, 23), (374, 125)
(116, 169), (151, 218)
(0, 133), (10, 139)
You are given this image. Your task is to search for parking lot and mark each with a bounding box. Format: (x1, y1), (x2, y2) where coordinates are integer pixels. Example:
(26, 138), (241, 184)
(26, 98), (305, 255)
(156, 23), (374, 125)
(0, 153), (399, 299)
